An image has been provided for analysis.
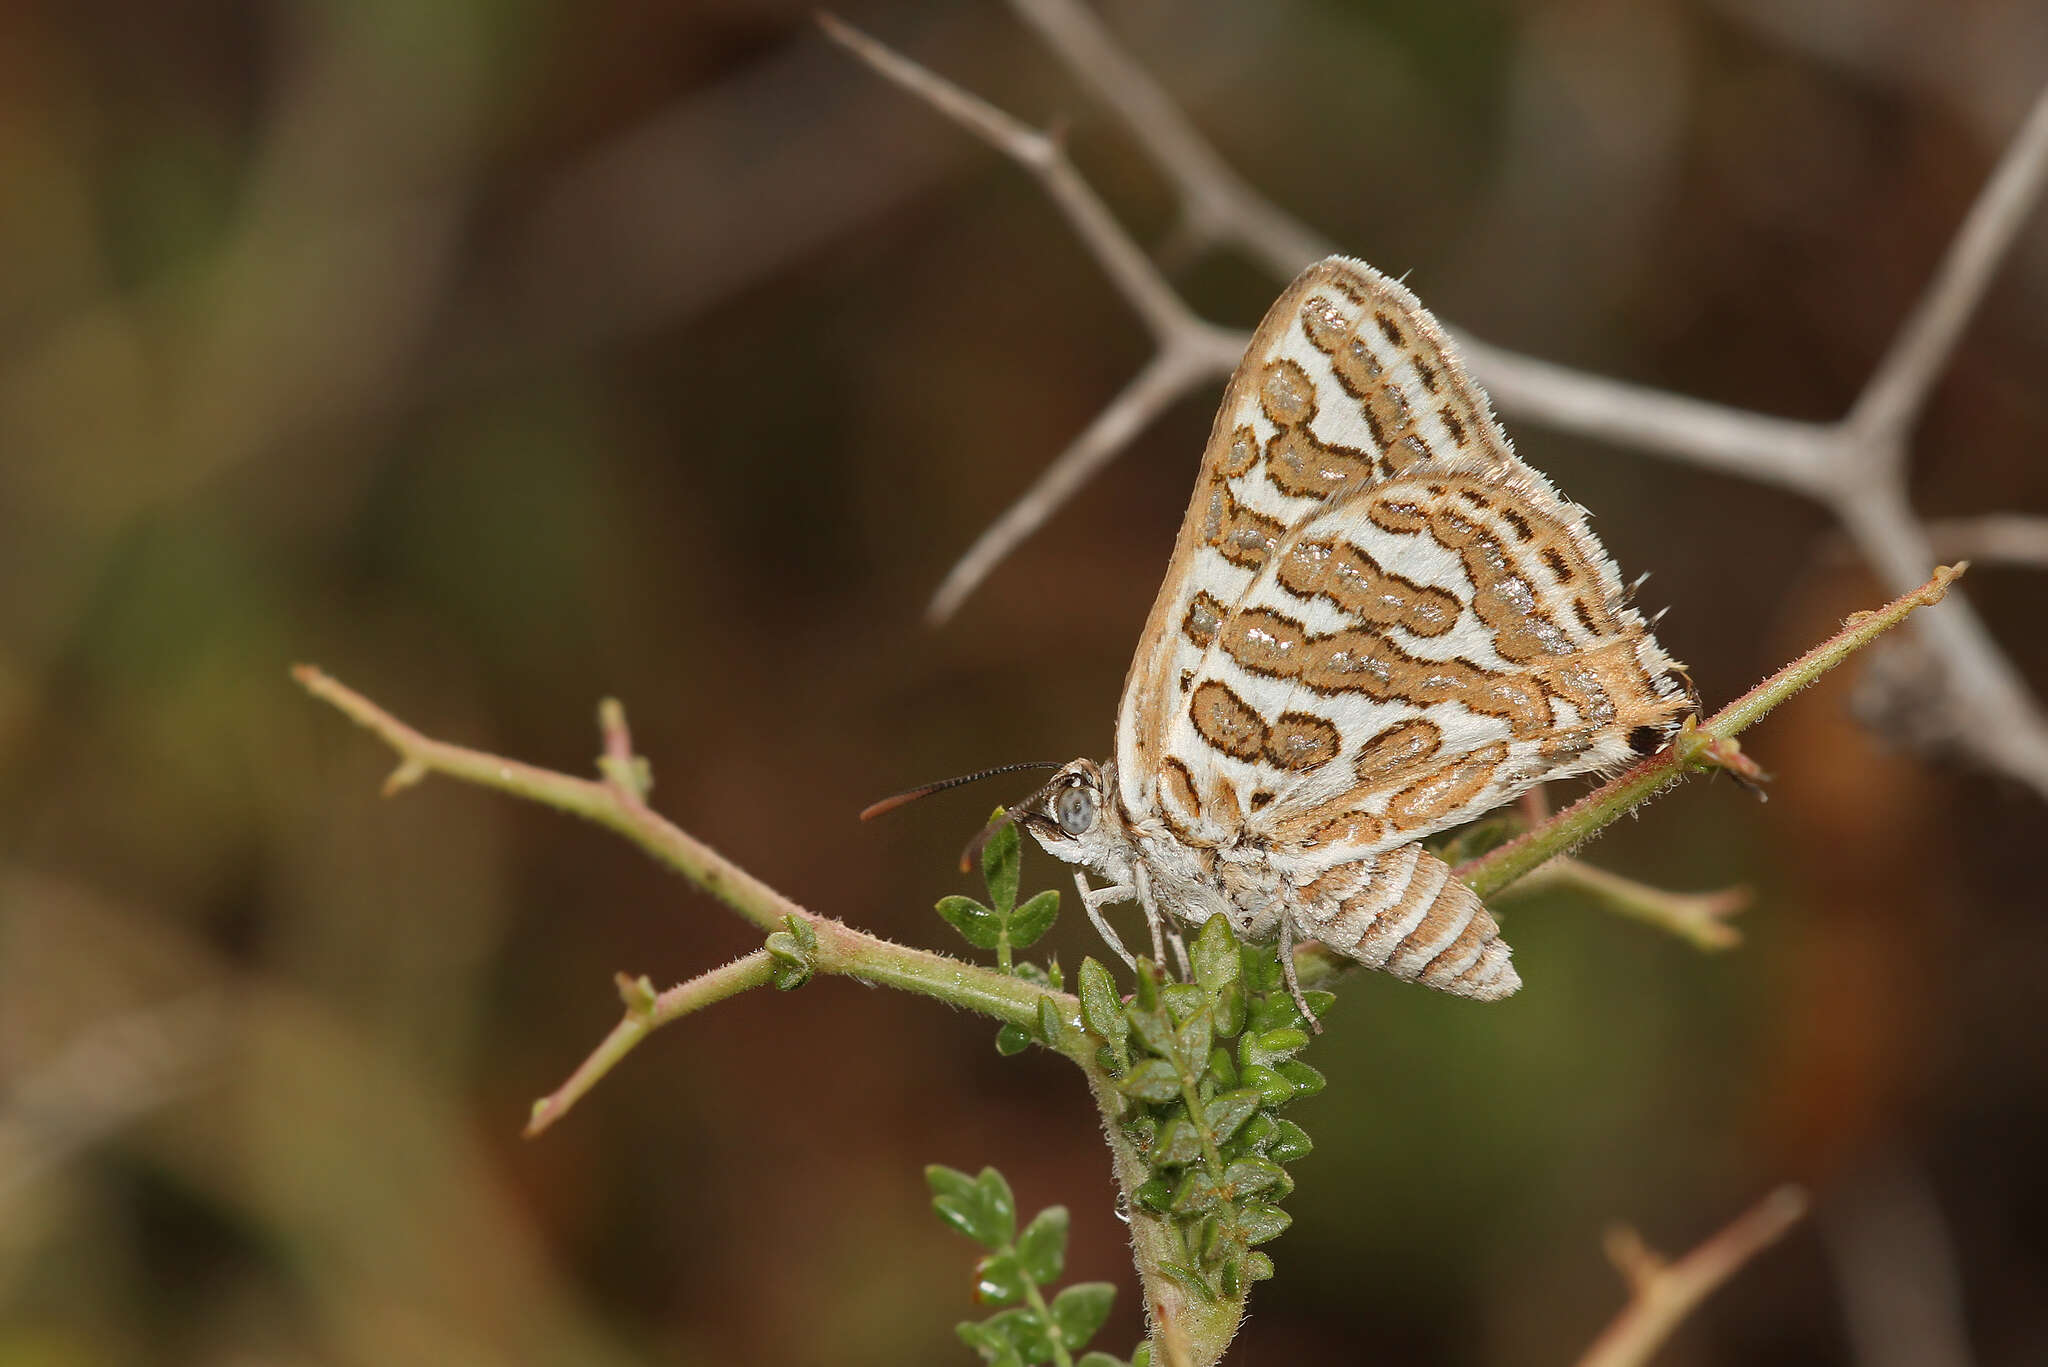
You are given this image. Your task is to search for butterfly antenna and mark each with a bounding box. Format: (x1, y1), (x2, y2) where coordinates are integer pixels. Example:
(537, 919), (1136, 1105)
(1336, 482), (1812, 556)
(957, 772), (1070, 873)
(859, 761), (1064, 823)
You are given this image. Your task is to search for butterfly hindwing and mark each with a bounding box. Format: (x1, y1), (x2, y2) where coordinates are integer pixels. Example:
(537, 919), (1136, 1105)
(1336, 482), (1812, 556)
(1114, 257), (1518, 826)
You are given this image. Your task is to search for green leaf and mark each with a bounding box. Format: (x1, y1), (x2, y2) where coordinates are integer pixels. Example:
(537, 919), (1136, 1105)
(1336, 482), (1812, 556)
(782, 912), (817, 953)
(1239, 946), (1283, 993)
(1203, 1088), (1263, 1146)
(1204, 1046), (1238, 1089)
(1265, 1118), (1313, 1163)
(1190, 914), (1241, 992)
(976, 1167), (1018, 1247)
(1012, 961), (1056, 988)
(1051, 1283), (1116, 1350)
(1170, 1168), (1223, 1214)
(1198, 1214), (1227, 1262)
(1235, 1199), (1292, 1245)
(1161, 983), (1206, 1024)
(1224, 1155), (1288, 1196)
(1132, 958), (1163, 1012)
(928, 1164), (976, 1197)
(1035, 997), (1064, 1049)
(981, 808), (1022, 912)
(1010, 889), (1060, 947)
(960, 1307), (1049, 1363)
(1133, 1344), (1153, 1367)
(1245, 1251), (1275, 1282)
(1151, 1117), (1204, 1167)
(1125, 1004), (1177, 1060)
(1078, 1354), (1127, 1367)
(1157, 1260), (1216, 1303)
(995, 1022), (1033, 1056)
(1078, 958), (1129, 1046)
(1277, 1060), (1326, 1099)
(938, 895), (1004, 950)
(1213, 980), (1247, 1038)
(1251, 1027), (1311, 1063)
(763, 931), (814, 990)
(1240, 1062), (1295, 1107)
(1218, 1254), (1243, 1297)
(1174, 1005), (1213, 1066)
(1116, 1059), (1183, 1104)
(1133, 1176), (1172, 1214)
(1017, 1206), (1069, 1284)
(928, 1165), (1013, 1249)
(975, 1251), (1027, 1305)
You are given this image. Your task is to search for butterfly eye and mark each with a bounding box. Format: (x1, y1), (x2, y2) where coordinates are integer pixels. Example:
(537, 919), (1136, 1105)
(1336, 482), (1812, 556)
(1054, 784), (1098, 836)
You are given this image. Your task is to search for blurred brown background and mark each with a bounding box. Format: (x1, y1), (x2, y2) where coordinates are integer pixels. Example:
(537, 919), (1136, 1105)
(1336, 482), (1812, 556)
(3, 1), (2046, 1363)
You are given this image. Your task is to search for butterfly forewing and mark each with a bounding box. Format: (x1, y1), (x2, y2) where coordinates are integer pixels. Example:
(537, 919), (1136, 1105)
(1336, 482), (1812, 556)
(1109, 257), (1690, 995)
(1115, 259), (1527, 821)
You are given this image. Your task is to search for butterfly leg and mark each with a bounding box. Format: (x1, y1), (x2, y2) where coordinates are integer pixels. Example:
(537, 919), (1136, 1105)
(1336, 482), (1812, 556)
(1073, 871), (1139, 970)
(1163, 925), (1191, 981)
(1131, 862), (1169, 966)
(1277, 916), (1324, 1034)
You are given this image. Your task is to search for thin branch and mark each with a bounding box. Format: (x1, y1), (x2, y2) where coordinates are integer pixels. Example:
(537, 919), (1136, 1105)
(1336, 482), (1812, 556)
(1004, 0), (1332, 278)
(1578, 1185), (1809, 1367)
(528, 955), (775, 1136)
(1458, 564), (1967, 899)
(1448, 341), (1841, 498)
(1835, 487), (2048, 793)
(1499, 857), (1747, 952)
(296, 664), (801, 934)
(819, 12), (1204, 348)
(1919, 514), (2048, 569)
(1846, 83), (2048, 456)
(293, 664), (1080, 1028)
(925, 345), (1238, 624)
(1822, 1158), (1978, 1367)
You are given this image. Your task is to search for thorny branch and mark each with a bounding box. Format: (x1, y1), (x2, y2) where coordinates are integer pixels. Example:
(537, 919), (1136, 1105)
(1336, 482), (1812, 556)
(824, 1), (2048, 798)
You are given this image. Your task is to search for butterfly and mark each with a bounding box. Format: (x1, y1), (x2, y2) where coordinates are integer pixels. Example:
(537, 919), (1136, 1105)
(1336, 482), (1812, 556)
(1007, 256), (1695, 1019)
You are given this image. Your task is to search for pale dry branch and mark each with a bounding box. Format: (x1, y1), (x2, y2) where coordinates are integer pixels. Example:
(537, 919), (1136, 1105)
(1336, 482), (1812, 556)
(926, 346), (1237, 624)
(1846, 85), (2048, 459)
(1578, 1186), (1809, 1367)
(1004, 0), (1330, 278)
(845, 2), (2048, 799)
(1499, 856), (1748, 952)
(1823, 1160), (1977, 1367)
(1920, 514), (2048, 568)
(820, 12), (1211, 348)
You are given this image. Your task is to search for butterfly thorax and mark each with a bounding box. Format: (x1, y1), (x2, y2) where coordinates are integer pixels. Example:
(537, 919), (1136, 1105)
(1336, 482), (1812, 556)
(1022, 757), (1285, 943)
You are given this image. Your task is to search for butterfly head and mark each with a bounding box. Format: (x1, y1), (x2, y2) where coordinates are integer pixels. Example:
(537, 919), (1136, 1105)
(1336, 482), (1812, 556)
(1014, 758), (1133, 883)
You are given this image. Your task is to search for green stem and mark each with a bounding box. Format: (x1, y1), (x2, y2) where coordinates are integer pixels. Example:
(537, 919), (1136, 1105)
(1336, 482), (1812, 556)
(294, 665), (1094, 1126)
(528, 952), (775, 1135)
(1014, 1263), (1074, 1367)
(1079, 1061), (1237, 1366)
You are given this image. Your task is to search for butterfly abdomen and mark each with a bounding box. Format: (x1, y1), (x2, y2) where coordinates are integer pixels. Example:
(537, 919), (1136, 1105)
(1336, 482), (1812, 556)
(1299, 844), (1520, 1000)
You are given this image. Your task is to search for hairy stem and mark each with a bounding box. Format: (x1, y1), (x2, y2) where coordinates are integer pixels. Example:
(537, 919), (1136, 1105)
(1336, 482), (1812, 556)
(1079, 1063), (1224, 1367)
(1457, 564), (1965, 899)
(294, 665), (1089, 1128)
(528, 953), (776, 1136)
